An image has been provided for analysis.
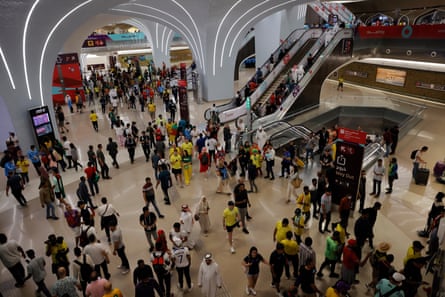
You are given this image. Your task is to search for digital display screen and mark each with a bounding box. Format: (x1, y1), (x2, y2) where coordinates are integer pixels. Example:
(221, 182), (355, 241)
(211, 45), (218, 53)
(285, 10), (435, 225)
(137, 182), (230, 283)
(35, 123), (53, 136)
(32, 113), (50, 126)
(376, 67), (406, 87)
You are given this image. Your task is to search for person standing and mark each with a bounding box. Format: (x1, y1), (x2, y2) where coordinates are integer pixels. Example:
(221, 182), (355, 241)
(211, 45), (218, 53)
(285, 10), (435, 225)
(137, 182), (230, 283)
(357, 169), (367, 213)
(172, 237), (193, 292)
(364, 202), (382, 250)
(223, 124), (232, 153)
(198, 253), (222, 297)
(170, 149), (184, 187)
(195, 195), (211, 236)
(83, 234), (111, 280)
(62, 136), (73, 169)
(142, 177), (164, 218)
(412, 146), (428, 179)
(125, 134), (137, 164)
(16, 155), (30, 185)
(354, 209), (372, 256)
(269, 243), (287, 295)
(102, 281), (123, 297)
(106, 137), (119, 169)
(281, 231), (299, 279)
(375, 272), (405, 297)
(234, 180), (250, 234)
(50, 267), (81, 297)
(255, 126), (268, 152)
(109, 222), (130, 275)
(370, 159), (385, 197)
(182, 150), (193, 186)
(156, 164), (173, 205)
(84, 162), (99, 196)
(299, 258), (322, 297)
(64, 204), (82, 246)
(89, 110), (98, 132)
(85, 271), (107, 297)
(45, 234), (69, 276)
(5, 171), (27, 206)
(383, 128), (393, 157)
(0, 233), (26, 288)
(72, 247), (94, 297)
(25, 249), (51, 297)
(386, 157), (398, 194)
(96, 144), (111, 179)
(341, 239), (370, 285)
(77, 177), (96, 209)
(389, 125), (400, 155)
(319, 188), (332, 233)
(27, 145), (42, 176)
(297, 186), (312, 224)
(242, 246), (268, 296)
(222, 201), (242, 254)
(264, 145), (276, 180)
(140, 206), (158, 252)
(39, 177), (58, 220)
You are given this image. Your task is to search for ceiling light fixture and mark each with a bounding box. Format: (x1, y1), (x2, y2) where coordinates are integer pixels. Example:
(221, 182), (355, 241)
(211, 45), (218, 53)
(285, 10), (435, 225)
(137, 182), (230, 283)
(0, 47), (16, 89)
(23, 0), (41, 100)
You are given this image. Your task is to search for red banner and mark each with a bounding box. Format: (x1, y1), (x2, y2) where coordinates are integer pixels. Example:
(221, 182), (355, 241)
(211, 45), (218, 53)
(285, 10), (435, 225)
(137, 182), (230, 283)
(337, 127), (367, 144)
(358, 24), (445, 39)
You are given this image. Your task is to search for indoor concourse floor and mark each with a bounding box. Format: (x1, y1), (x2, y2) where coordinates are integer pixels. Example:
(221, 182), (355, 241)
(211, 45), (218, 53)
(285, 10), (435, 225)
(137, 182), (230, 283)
(0, 75), (444, 297)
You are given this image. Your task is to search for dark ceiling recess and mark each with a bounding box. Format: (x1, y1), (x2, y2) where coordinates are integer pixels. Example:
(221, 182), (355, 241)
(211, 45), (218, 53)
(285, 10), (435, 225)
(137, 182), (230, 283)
(336, 0), (445, 14)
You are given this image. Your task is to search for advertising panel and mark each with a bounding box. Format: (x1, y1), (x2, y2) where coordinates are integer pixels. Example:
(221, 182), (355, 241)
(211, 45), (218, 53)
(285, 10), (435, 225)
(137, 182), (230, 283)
(52, 53), (83, 105)
(332, 141), (364, 204)
(358, 24), (445, 39)
(29, 106), (56, 146)
(337, 127), (367, 145)
(376, 67), (406, 87)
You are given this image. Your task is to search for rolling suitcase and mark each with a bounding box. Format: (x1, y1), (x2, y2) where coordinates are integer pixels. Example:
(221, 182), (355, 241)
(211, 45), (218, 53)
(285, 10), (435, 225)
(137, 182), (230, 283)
(415, 167), (430, 185)
(433, 161), (445, 177)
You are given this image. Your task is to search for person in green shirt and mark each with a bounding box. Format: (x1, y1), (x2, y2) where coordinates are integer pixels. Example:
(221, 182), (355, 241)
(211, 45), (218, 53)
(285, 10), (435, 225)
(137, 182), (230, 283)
(317, 231), (340, 278)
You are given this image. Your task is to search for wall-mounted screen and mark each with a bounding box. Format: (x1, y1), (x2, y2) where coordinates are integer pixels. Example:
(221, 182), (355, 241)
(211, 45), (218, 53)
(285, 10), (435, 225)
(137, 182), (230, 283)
(376, 67), (406, 87)
(35, 123), (53, 136)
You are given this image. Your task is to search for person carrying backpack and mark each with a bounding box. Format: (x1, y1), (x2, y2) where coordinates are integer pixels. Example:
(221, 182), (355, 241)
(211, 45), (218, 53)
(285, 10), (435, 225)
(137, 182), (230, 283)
(72, 247), (94, 296)
(150, 242), (171, 297)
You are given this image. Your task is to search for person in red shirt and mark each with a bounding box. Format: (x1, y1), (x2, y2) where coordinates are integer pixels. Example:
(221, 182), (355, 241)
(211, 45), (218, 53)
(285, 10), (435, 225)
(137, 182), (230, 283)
(84, 162), (99, 196)
(341, 239), (370, 285)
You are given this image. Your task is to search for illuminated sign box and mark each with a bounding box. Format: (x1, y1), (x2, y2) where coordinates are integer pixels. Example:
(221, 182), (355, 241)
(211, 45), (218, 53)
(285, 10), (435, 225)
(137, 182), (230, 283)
(376, 67), (406, 87)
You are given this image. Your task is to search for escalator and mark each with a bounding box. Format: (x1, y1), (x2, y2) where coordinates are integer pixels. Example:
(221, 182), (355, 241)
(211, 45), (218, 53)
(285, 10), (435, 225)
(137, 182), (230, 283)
(254, 28), (354, 129)
(216, 28), (323, 123)
(252, 38), (317, 116)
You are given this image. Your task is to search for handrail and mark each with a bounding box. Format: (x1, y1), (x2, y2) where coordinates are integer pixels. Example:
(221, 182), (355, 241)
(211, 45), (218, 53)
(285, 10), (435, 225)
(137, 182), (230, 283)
(308, 1), (330, 22)
(254, 29), (353, 128)
(218, 28), (323, 123)
(204, 27), (308, 121)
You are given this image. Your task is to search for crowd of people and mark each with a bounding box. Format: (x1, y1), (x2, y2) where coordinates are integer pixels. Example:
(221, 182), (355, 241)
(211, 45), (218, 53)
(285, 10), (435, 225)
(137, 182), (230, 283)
(0, 60), (439, 297)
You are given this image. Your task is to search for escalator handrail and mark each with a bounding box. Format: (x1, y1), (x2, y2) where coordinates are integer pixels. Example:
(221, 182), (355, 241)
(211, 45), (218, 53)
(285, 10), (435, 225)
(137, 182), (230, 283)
(204, 27), (308, 121)
(218, 28), (323, 123)
(254, 29), (353, 128)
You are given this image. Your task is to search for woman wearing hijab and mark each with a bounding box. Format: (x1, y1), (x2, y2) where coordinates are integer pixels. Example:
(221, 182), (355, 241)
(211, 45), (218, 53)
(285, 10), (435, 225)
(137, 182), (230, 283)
(195, 196), (211, 236)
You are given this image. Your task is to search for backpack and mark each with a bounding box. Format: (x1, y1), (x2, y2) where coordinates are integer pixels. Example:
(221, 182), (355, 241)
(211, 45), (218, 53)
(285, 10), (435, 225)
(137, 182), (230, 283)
(74, 255), (93, 281)
(152, 252), (167, 274)
(410, 149), (418, 160)
(66, 211), (80, 228)
(79, 226), (91, 248)
(201, 153), (209, 165)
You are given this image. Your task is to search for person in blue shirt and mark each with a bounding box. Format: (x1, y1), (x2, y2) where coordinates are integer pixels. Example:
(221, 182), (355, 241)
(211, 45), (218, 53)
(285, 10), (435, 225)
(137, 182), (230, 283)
(27, 145), (42, 176)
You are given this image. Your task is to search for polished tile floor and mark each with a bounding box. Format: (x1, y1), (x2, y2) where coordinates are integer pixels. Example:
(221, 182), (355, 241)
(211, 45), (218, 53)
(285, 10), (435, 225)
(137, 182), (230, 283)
(0, 74), (443, 297)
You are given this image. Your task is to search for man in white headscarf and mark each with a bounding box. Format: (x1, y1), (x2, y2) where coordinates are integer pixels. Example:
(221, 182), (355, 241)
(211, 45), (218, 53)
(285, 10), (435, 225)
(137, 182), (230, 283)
(255, 126), (268, 151)
(198, 253), (222, 297)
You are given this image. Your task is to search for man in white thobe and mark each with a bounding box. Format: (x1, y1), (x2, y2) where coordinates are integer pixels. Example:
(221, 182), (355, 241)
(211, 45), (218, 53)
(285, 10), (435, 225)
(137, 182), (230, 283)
(198, 253), (222, 297)
(255, 126), (268, 151)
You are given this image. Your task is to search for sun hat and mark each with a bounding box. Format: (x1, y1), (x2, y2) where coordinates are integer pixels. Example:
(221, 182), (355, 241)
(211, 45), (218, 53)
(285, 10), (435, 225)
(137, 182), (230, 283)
(377, 242), (391, 252)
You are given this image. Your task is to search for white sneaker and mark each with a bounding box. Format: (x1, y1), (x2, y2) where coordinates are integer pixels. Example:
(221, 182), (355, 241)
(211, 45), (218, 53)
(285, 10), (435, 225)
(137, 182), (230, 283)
(121, 269), (130, 275)
(116, 265), (123, 269)
(246, 287), (251, 295)
(250, 288), (257, 296)
(230, 246), (236, 254)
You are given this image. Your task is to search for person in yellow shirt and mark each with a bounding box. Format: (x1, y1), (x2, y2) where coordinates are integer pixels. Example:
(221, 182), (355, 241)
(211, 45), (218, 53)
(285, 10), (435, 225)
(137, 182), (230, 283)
(222, 201), (241, 254)
(280, 231), (299, 279)
(166, 120), (175, 145)
(297, 186), (311, 224)
(181, 138), (193, 159)
(182, 150), (192, 186)
(147, 100), (156, 121)
(89, 110), (98, 132)
(16, 155), (30, 184)
(250, 150), (262, 177)
(403, 240), (424, 266)
(170, 149), (184, 187)
(292, 208), (305, 244)
(325, 280), (351, 297)
(169, 143), (182, 159)
(103, 281), (123, 297)
(273, 218), (292, 243)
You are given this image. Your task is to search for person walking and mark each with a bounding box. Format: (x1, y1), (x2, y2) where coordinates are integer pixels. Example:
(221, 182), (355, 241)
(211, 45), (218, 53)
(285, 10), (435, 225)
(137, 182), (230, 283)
(297, 186), (312, 224)
(317, 231), (341, 278)
(195, 195), (211, 236)
(72, 246), (94, 297)
(97, 197), (120, 243)
(234, 180), (251, 234)
(50, 267), (81, 297)
(27, 144), (42, 176)
(83, 234), (111, 280)
(5, 171), (27, 206)
(85, 271), (107, 297)
(134, 266), (163, 297)
(299, 258), (322, 297)
(109, 222), (130, 275)
(140, 206), (158, 252)
(386, 157), (398, 194)
(242, 246), (268, 296)
(24, 249), (51, 297)
(0, 233), (27, 288)
(77, 176), (96, 209)
(39, 177), (58, 220)
(96, 144), (111, 179)
(269, 243), (287, 295)
(142, 177), (164, 218)
(172, 237), (193, 292)
(198, 253), (222, 297)
(156, 164), (173, 205)
(370, 159), (385, 197)
(150, 242), (172, 297)
(280, 231), (299, 279)
(89, 110), (98, 132)
(222, 201), (242, 254)
(84, 162), (99, 196)
(106, 137), (119, 169)
(69, 143), (83, 171)
(125, 134), (137, 164)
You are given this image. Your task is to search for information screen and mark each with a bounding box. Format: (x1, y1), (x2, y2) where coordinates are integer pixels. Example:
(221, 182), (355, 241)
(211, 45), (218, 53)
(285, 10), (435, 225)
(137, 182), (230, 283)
(32, 113), (50, 126)
(35, 123), (53, 136)
(376, 67), (406, 87)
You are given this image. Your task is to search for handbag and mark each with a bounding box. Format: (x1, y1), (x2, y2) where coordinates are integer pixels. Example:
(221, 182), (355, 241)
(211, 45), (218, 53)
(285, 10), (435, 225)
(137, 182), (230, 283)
(194, 213), (200, 221)
(94, 173), (100, 183)
(291, 177), (303, 188)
